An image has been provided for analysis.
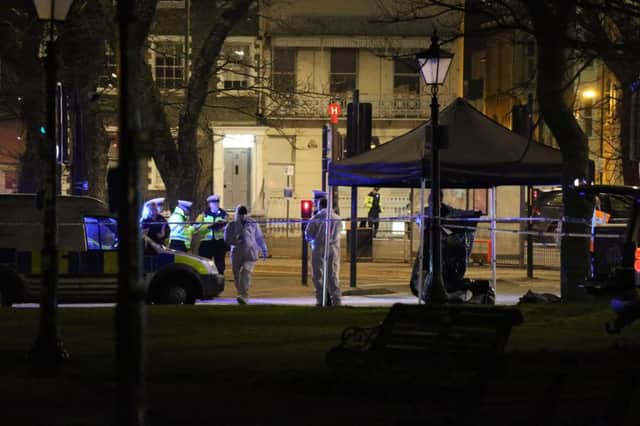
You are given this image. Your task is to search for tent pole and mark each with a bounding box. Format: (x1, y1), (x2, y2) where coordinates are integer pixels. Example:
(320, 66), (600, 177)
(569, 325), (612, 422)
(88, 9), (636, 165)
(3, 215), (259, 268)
(349, 187), (357, 288)
(490, 186), (497, 292)
(417, 178), (426, 303)
(322, 186), (332, 307)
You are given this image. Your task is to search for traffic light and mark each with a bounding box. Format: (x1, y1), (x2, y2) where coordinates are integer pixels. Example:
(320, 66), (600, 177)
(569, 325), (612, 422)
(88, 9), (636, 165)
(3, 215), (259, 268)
(346, 102), (358, 157)
(301, 199), (313, 219)
(358, 102), (372, 154)
(345, 102), (373, 157)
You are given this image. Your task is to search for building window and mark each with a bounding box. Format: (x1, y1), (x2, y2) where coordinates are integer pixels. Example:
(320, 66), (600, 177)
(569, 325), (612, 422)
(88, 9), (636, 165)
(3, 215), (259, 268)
(220, 43), (252, 90)
(583, 98), (593, 136)
(393, 58), (420, 94)
(330, 48), (357, 94)
(148, 159), (165, 190)
(272, 48), (296, 93)
(150, 38), (185, 90)
(472, 189), (488, 215)
(98, 43), (118, 89)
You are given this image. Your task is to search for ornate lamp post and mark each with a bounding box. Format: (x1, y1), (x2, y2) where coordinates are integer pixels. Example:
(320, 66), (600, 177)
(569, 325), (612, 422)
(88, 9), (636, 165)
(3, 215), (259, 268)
(416, 30), (453, 303)
(30, 0), (74, 374)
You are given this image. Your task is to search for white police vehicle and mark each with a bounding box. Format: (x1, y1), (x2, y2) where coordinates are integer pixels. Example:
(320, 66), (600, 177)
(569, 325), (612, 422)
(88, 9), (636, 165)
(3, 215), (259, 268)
(0, 194), (224, 306)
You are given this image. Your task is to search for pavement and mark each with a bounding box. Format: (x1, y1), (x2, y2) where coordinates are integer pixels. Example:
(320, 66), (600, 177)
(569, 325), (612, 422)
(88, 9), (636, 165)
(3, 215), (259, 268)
(212, 256), (561, 306)
(13, 257), (561, 309)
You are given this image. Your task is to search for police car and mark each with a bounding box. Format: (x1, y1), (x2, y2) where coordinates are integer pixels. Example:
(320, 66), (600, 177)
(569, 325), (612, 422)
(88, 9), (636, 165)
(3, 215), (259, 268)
(0, 194), (224, 306)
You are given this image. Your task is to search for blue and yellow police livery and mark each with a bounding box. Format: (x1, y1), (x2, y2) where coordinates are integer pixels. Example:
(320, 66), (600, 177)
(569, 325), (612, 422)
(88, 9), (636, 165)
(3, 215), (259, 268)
(0, 194), (223, 306)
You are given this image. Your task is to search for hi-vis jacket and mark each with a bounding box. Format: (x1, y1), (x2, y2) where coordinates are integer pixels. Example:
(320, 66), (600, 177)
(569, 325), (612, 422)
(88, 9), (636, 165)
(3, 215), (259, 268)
(365, 191), (381, 213)
(195, 208), (228, 241)
(169, 206), (194, 248)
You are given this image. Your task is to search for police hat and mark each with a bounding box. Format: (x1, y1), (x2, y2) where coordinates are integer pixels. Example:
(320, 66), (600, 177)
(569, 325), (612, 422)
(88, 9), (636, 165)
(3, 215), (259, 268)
(178, 200), (193, 211)
(207, 194), (220, 203)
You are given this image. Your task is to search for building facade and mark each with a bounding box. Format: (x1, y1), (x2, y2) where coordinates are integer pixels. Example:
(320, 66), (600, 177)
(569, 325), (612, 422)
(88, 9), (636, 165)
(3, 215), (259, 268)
(139, 0), (465, 230)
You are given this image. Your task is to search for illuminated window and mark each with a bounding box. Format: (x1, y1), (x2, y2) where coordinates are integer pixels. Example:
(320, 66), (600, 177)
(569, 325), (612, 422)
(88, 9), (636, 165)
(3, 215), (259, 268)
(220, 42), (252, 90)
(473, 189), (488, 214)
(583, 98), (593, 136)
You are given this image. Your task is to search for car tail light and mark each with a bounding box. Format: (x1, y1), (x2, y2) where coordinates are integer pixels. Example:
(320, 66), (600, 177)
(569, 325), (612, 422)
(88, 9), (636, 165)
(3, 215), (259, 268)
(634, 248), (640, 273)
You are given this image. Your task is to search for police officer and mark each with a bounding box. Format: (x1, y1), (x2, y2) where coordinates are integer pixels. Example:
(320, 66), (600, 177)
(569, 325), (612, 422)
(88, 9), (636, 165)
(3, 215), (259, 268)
(365, 187), (382, 237)
(305, 198), (342, 307)
(168, 200), (194, 252)
(141, 201), (169, 245)
(195, 194), (229, 275)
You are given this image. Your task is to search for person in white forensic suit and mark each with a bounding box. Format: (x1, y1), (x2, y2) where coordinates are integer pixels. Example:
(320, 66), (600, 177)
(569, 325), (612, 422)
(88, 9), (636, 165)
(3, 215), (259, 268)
(224, 205), (268, 304)
(305, 198), (342, 306)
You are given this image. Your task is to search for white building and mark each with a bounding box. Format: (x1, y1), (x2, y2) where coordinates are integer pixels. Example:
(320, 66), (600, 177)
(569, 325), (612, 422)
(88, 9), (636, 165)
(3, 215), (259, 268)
(208, 0), (465, 224)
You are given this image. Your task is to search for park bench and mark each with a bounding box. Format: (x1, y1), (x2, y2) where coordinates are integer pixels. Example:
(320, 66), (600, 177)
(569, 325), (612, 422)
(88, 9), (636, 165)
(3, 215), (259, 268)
(326, 303), (524, 382)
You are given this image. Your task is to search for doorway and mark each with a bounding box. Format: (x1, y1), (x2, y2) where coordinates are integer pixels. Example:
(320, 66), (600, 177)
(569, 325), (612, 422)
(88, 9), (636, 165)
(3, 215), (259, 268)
(224, 148), (251, 208)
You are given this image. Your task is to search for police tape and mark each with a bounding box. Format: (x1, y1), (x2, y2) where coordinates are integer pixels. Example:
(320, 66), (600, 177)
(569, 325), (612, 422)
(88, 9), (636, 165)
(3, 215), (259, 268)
(0, 214), (622, 241)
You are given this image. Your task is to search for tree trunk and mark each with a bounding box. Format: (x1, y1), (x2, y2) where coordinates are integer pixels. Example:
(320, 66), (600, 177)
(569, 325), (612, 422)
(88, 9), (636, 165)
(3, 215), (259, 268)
(175, 0), (253, 209)
(529, 1), (591, 301)
(140, 60), (181, 209)
(69, 81), (110, 201)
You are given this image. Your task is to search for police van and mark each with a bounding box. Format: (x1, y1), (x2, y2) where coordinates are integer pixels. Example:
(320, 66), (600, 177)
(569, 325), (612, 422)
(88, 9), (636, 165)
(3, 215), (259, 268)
(0, 194), (224, 306)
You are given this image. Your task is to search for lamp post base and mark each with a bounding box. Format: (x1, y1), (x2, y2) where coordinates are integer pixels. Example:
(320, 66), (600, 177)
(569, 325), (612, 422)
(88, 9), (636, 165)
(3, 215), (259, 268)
(29, 336), (70, 376)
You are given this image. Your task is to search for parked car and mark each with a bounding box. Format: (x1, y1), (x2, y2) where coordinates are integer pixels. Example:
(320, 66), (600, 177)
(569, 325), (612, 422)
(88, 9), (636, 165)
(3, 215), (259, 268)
(531, 185), (636, 243)
(578, 185), (640, 333)
(579, 185), (640, 289)
(0, 194), (224, 306)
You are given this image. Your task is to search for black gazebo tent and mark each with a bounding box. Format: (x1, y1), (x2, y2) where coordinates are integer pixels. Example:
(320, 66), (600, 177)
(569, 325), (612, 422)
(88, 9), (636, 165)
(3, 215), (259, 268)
(328, 97), (566, 300)
(329, 97), (564, 188)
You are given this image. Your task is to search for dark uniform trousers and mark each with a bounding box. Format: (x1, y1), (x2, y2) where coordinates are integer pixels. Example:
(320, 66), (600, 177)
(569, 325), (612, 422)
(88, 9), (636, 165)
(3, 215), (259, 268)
(199, 238), (227, 274)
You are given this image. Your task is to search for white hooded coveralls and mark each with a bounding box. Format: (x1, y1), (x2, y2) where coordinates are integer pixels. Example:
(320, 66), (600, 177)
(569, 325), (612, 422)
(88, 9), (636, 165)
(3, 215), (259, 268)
(305, 208), (341, 305)
(224, 217), (267, 299)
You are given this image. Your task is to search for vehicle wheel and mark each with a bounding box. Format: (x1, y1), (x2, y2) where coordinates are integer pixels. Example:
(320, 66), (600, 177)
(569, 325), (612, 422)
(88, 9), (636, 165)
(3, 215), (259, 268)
(165, 283), (195, 305)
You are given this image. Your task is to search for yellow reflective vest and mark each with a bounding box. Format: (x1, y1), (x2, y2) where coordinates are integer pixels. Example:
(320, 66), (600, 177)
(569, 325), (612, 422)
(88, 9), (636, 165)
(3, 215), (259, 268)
(169, 207), (194, 249)
(195, 208), (228, 241)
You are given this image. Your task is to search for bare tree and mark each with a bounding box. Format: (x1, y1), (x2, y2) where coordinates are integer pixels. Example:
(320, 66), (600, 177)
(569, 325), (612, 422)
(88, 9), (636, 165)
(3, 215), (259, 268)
(379, 0), (595, 300)
(0, 0), (117, 200)
(577, 1), (640, 185)
(140, 0), (256, 210)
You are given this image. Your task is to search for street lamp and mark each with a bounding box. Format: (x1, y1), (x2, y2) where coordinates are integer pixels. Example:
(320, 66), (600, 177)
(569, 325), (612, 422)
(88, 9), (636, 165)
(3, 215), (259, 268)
(30, 0), (73, 374)
(416, 30), (453, 303)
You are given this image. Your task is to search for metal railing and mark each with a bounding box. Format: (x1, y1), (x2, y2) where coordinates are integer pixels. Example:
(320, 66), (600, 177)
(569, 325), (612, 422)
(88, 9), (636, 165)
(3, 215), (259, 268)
(270, 92), (435, 119)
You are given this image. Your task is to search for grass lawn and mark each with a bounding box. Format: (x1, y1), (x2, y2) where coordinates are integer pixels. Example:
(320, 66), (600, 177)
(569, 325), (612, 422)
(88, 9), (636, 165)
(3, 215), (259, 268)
(1, 303), (639, 425)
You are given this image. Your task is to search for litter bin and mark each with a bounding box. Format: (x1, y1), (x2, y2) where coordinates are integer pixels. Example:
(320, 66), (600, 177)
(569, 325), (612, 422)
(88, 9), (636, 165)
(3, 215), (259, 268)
(346, 227), (373, 261)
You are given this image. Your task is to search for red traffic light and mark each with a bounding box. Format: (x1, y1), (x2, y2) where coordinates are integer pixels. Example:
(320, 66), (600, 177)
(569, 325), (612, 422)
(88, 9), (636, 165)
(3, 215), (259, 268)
(301, 199), (313, 219)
